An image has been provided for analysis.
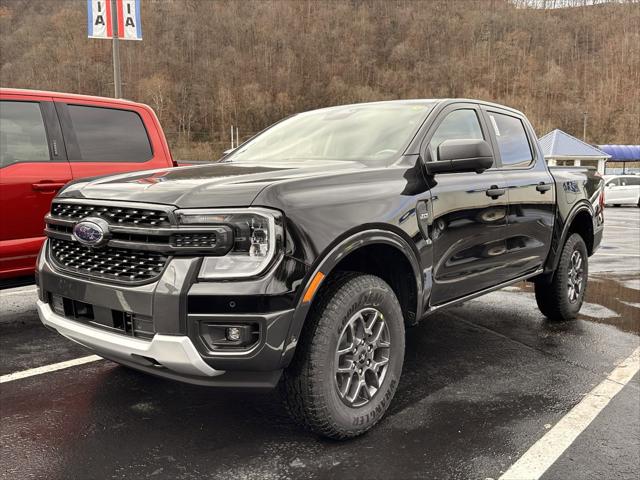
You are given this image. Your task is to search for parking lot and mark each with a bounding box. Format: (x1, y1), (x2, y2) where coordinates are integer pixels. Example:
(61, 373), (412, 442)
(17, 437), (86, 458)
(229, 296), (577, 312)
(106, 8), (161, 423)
(1, 206), (638, 480)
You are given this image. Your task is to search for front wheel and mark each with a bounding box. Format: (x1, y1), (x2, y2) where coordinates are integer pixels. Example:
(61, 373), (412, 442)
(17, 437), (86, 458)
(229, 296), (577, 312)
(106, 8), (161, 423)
(534, 233), (588, 321)
(280, 272), (405, 439)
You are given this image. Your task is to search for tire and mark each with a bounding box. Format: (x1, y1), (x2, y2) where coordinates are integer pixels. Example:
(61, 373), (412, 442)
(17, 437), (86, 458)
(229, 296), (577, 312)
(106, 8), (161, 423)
(534, 233), (588, 321)
(280, 272), (405, 439)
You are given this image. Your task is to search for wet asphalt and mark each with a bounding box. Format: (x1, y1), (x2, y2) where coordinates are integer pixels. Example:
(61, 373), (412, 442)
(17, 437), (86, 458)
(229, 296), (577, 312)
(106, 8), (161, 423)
(0, 206), (638, 480)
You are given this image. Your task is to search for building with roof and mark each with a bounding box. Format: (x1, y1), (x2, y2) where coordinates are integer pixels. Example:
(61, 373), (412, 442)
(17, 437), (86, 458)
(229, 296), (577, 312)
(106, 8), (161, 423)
(597, 145), (640, 174)
(539, 129), (610, 174)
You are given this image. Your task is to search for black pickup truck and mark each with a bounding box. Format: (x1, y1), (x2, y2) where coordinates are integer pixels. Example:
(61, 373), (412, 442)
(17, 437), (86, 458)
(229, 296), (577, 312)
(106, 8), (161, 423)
(36, 99), (604, 438)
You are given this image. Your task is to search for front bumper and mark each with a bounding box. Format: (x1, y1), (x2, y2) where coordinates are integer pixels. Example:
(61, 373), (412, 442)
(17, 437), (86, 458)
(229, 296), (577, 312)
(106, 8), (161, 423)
(36, 240), (307, 387)
(38, 300), (222, 378)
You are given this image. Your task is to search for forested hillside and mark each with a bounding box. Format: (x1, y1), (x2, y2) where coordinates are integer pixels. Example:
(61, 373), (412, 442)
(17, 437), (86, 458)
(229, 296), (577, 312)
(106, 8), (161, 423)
(1, 0), (638, 159)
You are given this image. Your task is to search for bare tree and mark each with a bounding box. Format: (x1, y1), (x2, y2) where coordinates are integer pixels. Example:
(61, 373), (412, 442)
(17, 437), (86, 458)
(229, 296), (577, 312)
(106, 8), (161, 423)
(1, 0), (638, 160)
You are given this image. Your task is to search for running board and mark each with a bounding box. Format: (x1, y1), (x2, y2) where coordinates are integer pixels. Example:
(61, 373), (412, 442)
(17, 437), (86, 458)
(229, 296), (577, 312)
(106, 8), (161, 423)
(423, 268), (544, 318)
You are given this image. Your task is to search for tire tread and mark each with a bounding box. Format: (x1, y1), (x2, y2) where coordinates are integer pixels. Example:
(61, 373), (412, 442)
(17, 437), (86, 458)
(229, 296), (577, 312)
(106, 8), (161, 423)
(535, 233), (588, 321)
(280, 271), (402, 439)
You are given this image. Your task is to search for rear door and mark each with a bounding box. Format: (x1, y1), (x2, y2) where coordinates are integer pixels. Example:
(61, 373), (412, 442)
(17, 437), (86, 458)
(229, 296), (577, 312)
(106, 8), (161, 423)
(481, 107), (555, 279)
(618, 176), (640, 203)
(422, 103), (510, 305)
(0, 94), (71, 278)
(627, 176), (640, 204)
(54, 100), (163, 180)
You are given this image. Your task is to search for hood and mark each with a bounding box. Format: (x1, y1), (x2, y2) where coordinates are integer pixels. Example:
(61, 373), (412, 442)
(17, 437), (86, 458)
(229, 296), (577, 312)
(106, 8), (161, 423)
(58, 160), (366, 208)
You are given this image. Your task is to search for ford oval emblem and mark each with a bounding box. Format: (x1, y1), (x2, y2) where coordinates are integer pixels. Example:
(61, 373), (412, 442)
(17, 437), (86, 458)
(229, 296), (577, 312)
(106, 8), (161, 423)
(72, 217), (109, 247)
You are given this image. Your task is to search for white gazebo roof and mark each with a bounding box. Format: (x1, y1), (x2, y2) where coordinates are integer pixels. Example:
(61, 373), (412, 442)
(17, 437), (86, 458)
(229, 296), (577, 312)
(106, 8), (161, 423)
(539, 129), (611, 160)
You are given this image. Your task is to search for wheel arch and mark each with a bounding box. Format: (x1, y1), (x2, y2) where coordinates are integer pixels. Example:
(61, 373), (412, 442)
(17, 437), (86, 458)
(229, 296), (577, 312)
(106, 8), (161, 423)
(545, 202), (595, 274)
(280, 228), (423, 368)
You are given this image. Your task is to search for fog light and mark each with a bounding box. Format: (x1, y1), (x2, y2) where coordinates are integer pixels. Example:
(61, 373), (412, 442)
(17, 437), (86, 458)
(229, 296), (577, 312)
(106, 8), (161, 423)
(226, 327), (242, 342)
(200, 323), (260, 351)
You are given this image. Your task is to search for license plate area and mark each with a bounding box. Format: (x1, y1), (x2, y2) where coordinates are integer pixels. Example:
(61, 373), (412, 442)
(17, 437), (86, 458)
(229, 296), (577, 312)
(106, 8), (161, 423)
(48, 293), (154, 339)
(51, 293), (94, 321)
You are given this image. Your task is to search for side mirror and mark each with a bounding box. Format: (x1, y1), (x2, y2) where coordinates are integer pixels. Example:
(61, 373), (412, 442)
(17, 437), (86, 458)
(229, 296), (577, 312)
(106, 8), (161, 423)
(425, 139), (494, 175)
(222, 148), (236, 156)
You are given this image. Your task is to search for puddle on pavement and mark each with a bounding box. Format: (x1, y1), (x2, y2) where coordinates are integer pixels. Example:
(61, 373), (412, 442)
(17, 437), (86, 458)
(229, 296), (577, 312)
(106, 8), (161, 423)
(512, 273), (640, 335)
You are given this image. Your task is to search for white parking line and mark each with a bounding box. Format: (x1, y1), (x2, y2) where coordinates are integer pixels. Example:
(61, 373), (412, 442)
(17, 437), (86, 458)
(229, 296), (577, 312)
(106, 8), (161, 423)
(499, 347), (640, 480)
(594, 253), (640, 257)
(0, 355), (103, 384)
(0, 287), (38, 297)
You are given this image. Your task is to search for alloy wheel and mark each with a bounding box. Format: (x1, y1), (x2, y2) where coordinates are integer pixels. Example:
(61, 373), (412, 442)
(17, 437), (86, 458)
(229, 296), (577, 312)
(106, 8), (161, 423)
(567, 249), (584, 304)
(334, 308), (391, 407)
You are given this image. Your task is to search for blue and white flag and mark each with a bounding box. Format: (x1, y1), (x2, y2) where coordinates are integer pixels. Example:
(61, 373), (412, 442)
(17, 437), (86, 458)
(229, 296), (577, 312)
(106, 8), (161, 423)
(87, 0), (113, 39)
(117, 0), (143, 41)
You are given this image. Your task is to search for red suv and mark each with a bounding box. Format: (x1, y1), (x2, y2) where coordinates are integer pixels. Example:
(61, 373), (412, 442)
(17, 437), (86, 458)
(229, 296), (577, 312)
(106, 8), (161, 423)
(0, 88), (176, 286)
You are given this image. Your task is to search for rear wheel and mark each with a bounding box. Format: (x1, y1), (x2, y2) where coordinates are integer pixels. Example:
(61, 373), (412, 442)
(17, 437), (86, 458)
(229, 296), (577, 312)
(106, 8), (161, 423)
(535, 233), (588, 321)
(281, 272), (405, 439)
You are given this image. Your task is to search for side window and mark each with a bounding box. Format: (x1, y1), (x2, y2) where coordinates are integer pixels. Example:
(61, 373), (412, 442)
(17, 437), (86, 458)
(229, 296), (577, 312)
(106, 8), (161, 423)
(626, 177), (640, 186)
(487, 112), (533, 168)
(606, 178), (620, 187)
(67, 105), (153, 162)
(0, 101), (50, 167)
(428, 109), (484, 161)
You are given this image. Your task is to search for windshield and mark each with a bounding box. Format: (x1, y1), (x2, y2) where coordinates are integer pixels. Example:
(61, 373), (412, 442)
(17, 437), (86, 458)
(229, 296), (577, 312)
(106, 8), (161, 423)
(225, 102), (436, 164)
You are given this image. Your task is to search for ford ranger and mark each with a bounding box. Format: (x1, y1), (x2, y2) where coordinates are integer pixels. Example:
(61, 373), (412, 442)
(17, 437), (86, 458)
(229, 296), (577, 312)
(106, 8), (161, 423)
(36, 99), (604, 438)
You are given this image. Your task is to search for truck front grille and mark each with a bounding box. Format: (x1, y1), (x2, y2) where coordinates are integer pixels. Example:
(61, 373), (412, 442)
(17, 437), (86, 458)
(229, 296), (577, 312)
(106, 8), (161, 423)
(50, 238), (168, 283)
(51, 202), (171, 227)
(170, 232), (219, 248)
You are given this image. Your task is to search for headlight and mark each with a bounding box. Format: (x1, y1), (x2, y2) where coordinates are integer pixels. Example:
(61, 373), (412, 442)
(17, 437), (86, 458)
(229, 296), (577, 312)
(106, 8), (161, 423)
(175, 208), (283, 279)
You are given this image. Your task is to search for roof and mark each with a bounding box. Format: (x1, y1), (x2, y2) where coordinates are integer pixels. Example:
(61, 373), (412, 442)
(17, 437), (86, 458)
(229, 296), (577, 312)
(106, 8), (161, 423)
(0, 87), (143, 107)
(539, 129), (610, 159)
(597, 145), (640, 162)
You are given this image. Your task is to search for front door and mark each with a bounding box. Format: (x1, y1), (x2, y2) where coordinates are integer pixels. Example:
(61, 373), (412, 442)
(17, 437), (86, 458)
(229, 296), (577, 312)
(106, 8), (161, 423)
(0, 96), (71, 279)
(604, 177), (626, 204)
(423, 105), (510, 305)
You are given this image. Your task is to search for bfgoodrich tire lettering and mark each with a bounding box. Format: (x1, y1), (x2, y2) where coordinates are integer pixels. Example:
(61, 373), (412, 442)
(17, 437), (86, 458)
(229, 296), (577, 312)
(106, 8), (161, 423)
(534, 233), (588, 321)
(280, 272), (405, 439)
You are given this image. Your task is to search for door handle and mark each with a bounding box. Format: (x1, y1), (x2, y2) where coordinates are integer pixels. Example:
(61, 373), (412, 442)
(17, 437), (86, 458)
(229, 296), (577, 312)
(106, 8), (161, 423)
(32, 182), (66, 192)
(485, 186), (506, 199)
(536, 183), (552, 193)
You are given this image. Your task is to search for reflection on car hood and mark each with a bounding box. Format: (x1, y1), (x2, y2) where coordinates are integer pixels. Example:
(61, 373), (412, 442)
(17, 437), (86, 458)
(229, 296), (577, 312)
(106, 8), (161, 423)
(57, 160), (366, 208)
